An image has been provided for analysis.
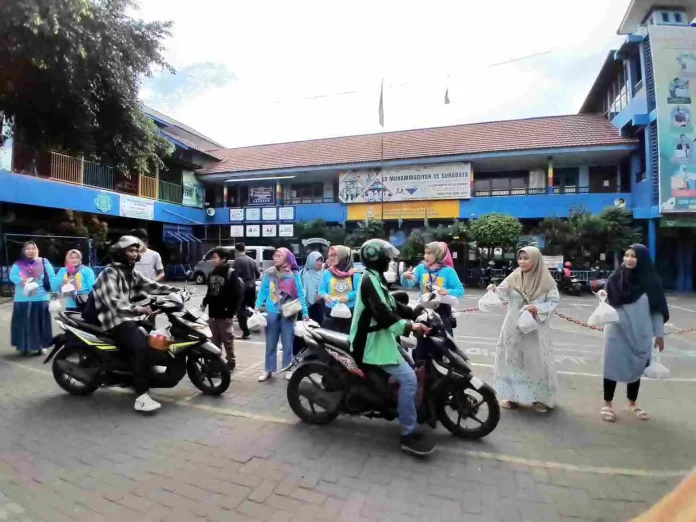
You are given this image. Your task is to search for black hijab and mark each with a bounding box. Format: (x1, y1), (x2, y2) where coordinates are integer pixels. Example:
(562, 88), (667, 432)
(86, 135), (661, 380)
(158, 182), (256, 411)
(606, 244), (669, 323)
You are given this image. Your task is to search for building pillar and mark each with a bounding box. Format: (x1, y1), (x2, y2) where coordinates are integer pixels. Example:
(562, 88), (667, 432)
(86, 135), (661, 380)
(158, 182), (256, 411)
(648, 218), (657, 262)
(686, 242), (695, 292)
(676, 241), (686, 291)
(547, 157), (554, 195)
(223, 185), (228, 207)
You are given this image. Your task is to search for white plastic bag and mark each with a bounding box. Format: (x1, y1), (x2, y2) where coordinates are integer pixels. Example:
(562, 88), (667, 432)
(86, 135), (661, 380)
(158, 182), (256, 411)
(439, 294), (459, 306)
(23, 278), (39, 297)
(588, 290), (619, 326)
(420, 292), (440, 309)
(644, 351), (671, 380)
(330, 302), (352, 319)
(517, 309), (539, 334)
(247, 311), (268, 329)
(478, 290), (503, 313)
(48, 298), (62, 314)
(61, 283), (76, 294)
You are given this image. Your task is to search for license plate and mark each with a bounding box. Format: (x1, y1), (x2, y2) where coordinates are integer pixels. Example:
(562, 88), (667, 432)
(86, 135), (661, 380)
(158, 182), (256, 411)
(469, 376), (484, 390)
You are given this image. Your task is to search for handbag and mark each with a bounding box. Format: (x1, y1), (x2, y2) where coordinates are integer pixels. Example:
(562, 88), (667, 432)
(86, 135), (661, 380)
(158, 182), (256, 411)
(281, 298), (302, 318)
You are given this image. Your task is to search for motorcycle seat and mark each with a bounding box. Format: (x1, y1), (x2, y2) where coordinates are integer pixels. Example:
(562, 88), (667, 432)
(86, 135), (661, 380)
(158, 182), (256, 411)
(63, 312), (111, 337)
(313, 328), (351, 352)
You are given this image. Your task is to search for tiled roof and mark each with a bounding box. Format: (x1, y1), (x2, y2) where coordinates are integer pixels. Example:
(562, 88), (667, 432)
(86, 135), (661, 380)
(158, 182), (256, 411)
(143, 105), (225, 149)
(160, 129), (222, 159)
(204, 114), (637, 175)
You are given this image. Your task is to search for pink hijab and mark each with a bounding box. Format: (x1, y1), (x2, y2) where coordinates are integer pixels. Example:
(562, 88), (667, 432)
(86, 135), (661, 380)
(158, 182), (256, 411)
(426, 242), (454, 271)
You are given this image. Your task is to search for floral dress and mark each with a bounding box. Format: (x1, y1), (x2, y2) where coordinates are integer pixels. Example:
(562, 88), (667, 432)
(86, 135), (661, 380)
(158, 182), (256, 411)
(492, 280), (560, 407)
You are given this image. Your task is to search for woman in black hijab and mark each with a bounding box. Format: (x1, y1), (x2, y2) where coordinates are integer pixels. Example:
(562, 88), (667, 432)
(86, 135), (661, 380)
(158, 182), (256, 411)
(601, 244), (668, 423)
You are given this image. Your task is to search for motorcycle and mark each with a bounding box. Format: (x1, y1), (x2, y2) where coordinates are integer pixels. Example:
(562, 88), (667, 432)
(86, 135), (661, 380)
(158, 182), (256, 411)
(282, 293), (500, 440)
(556, 269), (582, 296)
(43, 290), (231, 397)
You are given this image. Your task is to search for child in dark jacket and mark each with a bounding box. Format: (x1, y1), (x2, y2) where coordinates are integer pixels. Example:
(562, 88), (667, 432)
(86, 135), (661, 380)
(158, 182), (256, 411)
(202, 248), (242, 371)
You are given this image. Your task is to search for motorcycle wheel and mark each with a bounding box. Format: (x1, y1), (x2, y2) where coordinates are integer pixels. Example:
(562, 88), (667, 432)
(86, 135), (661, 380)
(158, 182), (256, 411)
(52, 344), (101, 396)
(186, 353), (230, 395)
(287, 363), (339, 425)
(436, 383), (500, 440)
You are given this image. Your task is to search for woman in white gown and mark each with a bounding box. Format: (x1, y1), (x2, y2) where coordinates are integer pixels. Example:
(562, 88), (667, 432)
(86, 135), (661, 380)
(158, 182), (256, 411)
(488, 246), (560, 413)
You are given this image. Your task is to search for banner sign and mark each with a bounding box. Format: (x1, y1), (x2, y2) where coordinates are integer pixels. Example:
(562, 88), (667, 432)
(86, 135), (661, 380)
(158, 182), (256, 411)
(229, 208), (244, 221)
(262, 224), (277, 237)
(279, 207), (295, 220)
(338, 162), (471, 204)
(230, 225), (244, 237)
(279, 224), (295, 237)
(246, 224), (260, 237)
(542, 255), (564, 269)
(245, 207), (261, 221)
(262, 207), (277, 221)
(346, 200), (460, 221)
(249, 186), (275, 206)
(650, 25), (696, 212)
(182, 170), (204, 208)
(119, 195), (154, 220)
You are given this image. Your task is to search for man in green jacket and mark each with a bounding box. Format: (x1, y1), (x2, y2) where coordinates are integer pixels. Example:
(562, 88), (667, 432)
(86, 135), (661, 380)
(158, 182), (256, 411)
(350, 239), (435, 456)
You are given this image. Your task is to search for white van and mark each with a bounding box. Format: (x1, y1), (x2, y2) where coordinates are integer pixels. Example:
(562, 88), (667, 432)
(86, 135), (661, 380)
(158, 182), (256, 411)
(192, 245), (275, 284)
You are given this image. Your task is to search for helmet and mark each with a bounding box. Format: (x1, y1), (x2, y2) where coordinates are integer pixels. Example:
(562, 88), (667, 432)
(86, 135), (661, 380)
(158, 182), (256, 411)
(564, 261), (572, 268)
(110, 235), (143, 265)
(360, 239), (399, 272)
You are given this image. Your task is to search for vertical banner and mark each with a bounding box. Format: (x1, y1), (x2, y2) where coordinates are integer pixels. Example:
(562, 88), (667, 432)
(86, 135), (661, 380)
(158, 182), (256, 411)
(182, 170), (204, 208)
(651, 25), (696, 212)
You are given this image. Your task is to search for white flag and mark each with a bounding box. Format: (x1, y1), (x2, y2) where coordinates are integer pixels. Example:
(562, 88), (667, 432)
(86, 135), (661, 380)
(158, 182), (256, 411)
(378, 79), (384, 127)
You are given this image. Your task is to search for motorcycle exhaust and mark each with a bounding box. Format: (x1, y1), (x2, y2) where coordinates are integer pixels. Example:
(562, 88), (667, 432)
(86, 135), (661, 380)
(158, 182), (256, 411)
(297, 381), (342, 412)
(55, 360), (99, 385)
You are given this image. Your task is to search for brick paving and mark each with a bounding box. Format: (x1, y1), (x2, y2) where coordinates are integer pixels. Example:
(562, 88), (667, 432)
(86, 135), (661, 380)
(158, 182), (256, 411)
(0, 292), (694, 521)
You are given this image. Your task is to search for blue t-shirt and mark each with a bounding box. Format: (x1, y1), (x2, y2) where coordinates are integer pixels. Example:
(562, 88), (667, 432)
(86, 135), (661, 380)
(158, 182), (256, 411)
(10, 259), (55, 303)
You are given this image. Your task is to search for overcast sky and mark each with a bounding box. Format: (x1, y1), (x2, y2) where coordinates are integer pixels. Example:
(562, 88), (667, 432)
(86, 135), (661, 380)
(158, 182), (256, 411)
(137, 0), (632, 149)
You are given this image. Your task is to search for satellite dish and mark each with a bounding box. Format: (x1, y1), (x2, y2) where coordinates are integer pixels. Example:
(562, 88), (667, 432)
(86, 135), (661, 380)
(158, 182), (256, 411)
(206, 208), (216, 217)
(614, 198), (626, 208)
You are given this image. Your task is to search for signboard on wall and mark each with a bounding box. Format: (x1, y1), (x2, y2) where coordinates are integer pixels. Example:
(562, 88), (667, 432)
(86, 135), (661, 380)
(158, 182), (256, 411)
(119, 195), (154, 220)
(262, 207), (277, 221)
(230, 225), (244, 237)
(249, 186), (275, 206)
(246, 224), (260, 237)
(279, 224), (295, 237)
(245, 207), (261, 221)
(650, 25), (696, 213)
(346, 200), (459, 221)
(262, 224), (277, 237)
(182, 170), (204, 208)
(542, 255), (564, 269)
(229, 208), (244, 221)
(279, 207), (295, 220)
(338, 162), (471, 204)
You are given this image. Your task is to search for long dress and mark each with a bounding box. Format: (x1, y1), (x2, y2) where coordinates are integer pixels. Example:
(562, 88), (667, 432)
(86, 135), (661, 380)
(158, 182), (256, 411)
(492, 281), (560, 407)
(603, 294), (664, 383)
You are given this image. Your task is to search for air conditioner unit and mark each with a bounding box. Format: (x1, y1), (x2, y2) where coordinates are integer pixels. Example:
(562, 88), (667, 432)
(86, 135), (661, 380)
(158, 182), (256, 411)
(206, 208), (216, 217)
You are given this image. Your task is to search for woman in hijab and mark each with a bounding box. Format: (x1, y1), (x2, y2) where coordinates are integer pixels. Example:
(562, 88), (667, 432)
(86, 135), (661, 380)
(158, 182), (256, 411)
(255, 248), (308, 382)
(488, 246), (560, 413)
(9, 241), (56, 355)
(52, 249), (95, 310)
(319, 245), (362, 334)
(401, 241), (464, 333)
(601, 244), (668, 422)
(301, 251), (325, 325)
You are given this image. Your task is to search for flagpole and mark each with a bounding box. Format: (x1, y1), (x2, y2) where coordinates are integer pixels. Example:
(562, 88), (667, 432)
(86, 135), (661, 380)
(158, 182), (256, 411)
(379, 78), (385, 223)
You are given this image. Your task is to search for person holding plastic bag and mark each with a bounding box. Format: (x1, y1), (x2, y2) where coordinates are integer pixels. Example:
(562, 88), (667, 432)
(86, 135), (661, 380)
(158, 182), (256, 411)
(52, 249), (95, 311)
(9, 241), (55, 356)
(488, 246), (560, 413)
(255, 248), (308, 382)
(401, 242), (464, 334)
(600, 244), (669, 423)
(319, 245), (361, 334)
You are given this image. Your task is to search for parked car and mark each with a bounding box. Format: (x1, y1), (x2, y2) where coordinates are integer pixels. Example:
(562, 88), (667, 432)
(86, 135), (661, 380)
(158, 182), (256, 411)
(351, 250), (398, 287)
(192, 246), (275, 285)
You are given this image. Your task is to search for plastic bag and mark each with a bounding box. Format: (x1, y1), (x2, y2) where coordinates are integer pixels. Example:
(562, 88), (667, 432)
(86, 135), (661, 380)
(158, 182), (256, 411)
(48, 298), (62, 314)
(478, 290), (503, 313)
(517, 309), (539, 334)
(331, 302), (352, 319)
(23, 279), (39, 297)
(247, 311), (268, 329)
(439, 294), (459, 306)
(644, 351), (671, 380)
(588, 291), (619, 326)
(61, 283), (76, 294)
(420, 292), (440, 309)
(148, 328), (172, 351)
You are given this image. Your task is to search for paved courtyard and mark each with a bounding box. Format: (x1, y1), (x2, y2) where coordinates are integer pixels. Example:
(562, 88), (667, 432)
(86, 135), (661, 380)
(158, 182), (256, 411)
(0, 288), (694, 521)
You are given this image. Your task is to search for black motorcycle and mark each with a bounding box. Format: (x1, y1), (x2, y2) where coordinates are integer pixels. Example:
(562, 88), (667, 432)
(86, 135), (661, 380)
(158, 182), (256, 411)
(282, 294), (500, 440)
(43, 291), (231, 397)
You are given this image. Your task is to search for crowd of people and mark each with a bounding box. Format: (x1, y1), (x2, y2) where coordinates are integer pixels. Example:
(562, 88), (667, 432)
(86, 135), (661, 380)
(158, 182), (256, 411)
(8, 233), (669, 430)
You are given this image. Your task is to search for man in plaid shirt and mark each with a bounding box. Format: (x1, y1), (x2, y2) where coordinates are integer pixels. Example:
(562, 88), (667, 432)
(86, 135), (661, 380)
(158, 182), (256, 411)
(89, 236), (180, 412)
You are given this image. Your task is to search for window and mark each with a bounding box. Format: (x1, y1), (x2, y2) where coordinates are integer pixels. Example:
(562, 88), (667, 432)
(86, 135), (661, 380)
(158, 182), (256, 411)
(636, 131), (647, 182)
(662, 12), (670, 22)
(262, 249), (275, 261)
(289, 182), (323, 203)
(246, 250), (257, 260)
(553, 168), (580, 193)
(675, 12), (683, 23)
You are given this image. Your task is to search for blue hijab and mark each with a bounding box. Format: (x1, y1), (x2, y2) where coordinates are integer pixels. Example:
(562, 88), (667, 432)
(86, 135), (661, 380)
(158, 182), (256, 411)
(302, 251), (324, 305)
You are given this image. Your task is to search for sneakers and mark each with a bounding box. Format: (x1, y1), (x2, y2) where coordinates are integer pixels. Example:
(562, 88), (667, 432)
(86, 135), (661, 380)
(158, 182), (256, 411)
(258, 372), (272, 382)
(134, 393), (161, 413)
(400, 429), (435, 457)
(227, 360), (236, 372)
(284, 371), (292, 381)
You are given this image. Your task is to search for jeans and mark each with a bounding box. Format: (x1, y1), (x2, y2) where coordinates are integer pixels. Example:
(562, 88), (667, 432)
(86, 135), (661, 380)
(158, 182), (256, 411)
(109, 321), (150, 396)
(265, 312), (295, 372)
(383, 357), (418, 436)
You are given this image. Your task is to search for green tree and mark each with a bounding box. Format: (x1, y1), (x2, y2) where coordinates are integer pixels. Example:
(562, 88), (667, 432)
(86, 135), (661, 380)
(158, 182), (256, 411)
(295, 219), (347, 246)
(536, 216), (577, 256)
(469, 213), (522, 256)
(597, 207), (642, 264)
(345, 219), (385, 248)
(0, 0), (174, 174)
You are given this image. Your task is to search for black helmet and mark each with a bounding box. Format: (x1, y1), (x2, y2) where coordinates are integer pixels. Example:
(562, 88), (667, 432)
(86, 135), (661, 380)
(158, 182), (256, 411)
(360, 239), (399, 272)
(110, 235), (143, 265)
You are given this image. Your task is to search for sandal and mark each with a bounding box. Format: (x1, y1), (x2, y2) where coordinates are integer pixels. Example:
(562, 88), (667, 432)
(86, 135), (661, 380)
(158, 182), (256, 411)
(500, 400), (518, 409)
(630, 406), (650, 421)
(600, 406), (616, 422)
(533, 402), (549, 413)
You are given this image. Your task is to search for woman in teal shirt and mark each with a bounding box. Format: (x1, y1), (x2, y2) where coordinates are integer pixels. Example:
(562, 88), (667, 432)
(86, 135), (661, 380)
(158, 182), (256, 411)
(53, 249), (95, 310)
(9, 241), (55, 355)
(319, 245), (362, 334)
(401, 241), (464, 334)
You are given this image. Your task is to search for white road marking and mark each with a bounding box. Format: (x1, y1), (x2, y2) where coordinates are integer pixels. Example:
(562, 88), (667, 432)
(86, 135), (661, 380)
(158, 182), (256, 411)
(669, 304), (696, 313)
